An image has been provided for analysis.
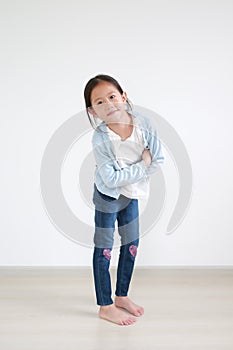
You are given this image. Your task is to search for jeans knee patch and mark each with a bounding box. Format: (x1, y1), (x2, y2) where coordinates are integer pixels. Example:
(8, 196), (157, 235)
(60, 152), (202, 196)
(129, 245), (137, 257)
(103, 248), (111, 260)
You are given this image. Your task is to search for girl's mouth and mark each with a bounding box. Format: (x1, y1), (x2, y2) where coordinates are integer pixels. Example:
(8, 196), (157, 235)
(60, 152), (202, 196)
(107, 109), (118, 116)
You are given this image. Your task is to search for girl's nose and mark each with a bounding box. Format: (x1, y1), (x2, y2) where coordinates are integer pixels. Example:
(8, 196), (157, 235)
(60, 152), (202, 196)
(104, 99), (114, 108)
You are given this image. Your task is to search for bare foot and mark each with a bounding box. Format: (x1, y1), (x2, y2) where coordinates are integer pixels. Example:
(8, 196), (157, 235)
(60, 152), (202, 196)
(99, 304), (137, 326)
(115, 296), (144, 317)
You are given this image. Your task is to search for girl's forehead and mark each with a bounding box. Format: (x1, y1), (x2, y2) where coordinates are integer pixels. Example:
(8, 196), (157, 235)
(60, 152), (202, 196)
(94, 82), (117, 92)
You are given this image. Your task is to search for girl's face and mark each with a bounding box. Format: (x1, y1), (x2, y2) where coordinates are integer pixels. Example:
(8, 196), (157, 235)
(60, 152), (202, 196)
(88, 81), (128, 123)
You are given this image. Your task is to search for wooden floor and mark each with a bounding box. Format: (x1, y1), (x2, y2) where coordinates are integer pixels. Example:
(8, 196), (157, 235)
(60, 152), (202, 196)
(0, 267), (233, 350)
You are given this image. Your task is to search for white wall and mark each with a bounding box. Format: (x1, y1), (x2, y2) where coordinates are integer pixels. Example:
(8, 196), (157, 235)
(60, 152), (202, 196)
(1, 0), (233, 266)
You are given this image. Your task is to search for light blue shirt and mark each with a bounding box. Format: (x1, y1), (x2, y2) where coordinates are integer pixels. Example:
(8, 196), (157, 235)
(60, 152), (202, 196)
(92, 109), (164, 199)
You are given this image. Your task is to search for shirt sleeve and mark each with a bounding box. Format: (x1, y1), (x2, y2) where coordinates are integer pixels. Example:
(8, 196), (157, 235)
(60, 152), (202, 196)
(92, 140), (148, 189)
(145, 128), (165, 175)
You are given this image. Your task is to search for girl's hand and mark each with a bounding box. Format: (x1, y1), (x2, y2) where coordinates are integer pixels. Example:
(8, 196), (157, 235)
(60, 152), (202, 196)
(142, 149), (152, 168)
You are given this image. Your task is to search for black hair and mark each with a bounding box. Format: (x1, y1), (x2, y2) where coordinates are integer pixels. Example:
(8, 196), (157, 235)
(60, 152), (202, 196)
(83, 74), (133, 129)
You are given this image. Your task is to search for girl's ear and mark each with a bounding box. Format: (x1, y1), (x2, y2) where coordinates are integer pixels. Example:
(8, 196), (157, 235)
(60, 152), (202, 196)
(122, 91), (128, 102)
(88, 106), (98, 118)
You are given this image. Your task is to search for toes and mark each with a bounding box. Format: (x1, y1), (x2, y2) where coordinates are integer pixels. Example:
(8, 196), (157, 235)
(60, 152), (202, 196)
(135, 307), (144, 316)
(122, 317), (136, 326)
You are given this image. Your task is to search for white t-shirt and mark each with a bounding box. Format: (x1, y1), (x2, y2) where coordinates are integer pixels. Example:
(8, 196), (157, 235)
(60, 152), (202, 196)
(107, 119), (149, 199)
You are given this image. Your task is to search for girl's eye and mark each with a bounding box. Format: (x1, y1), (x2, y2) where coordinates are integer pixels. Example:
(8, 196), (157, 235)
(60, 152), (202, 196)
(110, 95), (116, 99)
(97, 101), (103, 105)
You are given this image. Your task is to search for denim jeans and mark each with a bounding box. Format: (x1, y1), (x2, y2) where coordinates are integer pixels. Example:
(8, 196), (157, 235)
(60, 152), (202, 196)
(92, 184), (139, 306)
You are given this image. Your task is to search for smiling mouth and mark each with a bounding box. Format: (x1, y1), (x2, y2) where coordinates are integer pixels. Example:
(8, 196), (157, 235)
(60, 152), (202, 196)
(107, 109), (118, 116)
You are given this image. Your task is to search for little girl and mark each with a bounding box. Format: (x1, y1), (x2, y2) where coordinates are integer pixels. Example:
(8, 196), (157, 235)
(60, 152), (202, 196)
(84, 74), (164, 326)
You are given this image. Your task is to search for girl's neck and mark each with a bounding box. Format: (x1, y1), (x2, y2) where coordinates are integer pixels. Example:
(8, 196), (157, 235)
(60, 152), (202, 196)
(107, 112), (133, 140)
(107, 112), (132, 131)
